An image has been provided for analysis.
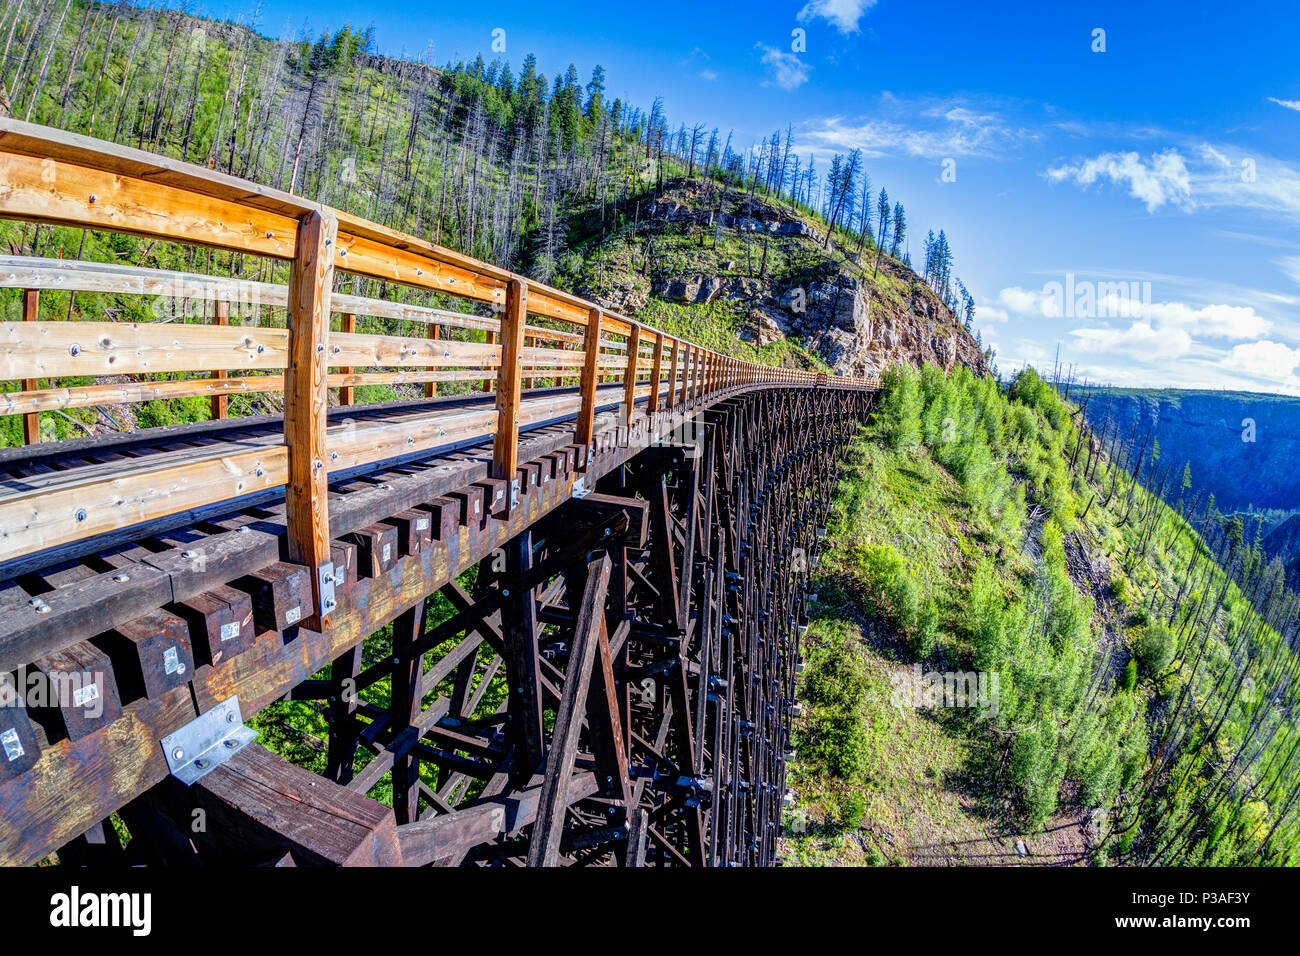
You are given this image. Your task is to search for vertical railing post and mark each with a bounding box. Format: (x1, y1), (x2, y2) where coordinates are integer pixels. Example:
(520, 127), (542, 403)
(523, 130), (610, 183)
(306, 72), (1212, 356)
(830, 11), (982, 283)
(285, 209), (338, 630)
(425, 322), (440, 398)
(576, 306), (603, 470)
(679, 344), (691, 407)
(211, 299), (230, 420)
(481, 328), (496, 394)
(492, 278), (527, 499)
(21, 289), (40, 444)
(338, 311), (356, 406)
(649, 331), (664, 416)
(622, 323), (641, 436)
(668, 339), (680, 410)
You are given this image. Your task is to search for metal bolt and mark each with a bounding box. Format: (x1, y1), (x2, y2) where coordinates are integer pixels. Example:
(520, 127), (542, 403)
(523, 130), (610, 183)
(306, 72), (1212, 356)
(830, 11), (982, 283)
(224, 738), (239, 750)
(69, 343), (81, 357)
(226, 712), (236, 723)
(182, 550), (196, 559)
(74, 508), (87, 522)
(88, 194), (97, 203)
(113, 573), (130, 583)
(195, 758), (209, 770)
(172, 748), (185, 761)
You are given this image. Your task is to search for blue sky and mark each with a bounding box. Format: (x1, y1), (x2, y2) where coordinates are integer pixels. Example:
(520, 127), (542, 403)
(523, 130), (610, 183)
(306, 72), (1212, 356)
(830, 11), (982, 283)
(191, 0), (1300, 393)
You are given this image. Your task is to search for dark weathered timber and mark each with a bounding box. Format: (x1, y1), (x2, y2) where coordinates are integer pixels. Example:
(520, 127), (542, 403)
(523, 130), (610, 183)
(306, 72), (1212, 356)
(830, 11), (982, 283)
(182, 744), (402, 866)
(1, 379), (871, 865)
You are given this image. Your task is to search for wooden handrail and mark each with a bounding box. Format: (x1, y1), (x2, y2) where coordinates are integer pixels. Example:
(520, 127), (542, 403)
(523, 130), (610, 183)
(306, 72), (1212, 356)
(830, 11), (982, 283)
(0, 118), (877, 593)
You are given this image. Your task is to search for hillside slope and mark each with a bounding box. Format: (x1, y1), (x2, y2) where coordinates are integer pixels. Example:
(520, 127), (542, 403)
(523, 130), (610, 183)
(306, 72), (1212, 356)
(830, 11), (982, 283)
(784, 366), (1300, 866)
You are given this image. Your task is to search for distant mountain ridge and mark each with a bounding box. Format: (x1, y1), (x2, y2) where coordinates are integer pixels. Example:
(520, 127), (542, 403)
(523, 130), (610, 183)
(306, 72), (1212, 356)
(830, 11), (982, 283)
(1077, 387), (1300, 512)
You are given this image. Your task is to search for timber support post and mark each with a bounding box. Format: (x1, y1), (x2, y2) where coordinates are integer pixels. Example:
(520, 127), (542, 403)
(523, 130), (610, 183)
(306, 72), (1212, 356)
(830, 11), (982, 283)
(284, 208), (338, 631)
(492, 277), (527, 500)
(622, 323), (641, 438)
(21, 289), (39, 444)
(576, 306), (603, 469)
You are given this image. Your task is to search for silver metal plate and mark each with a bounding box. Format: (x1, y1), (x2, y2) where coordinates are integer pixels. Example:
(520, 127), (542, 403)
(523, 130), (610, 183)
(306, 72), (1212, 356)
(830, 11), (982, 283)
(572, 476), (591, 498)
(160, 695), (258, 785)
(317, 560), (337, 616)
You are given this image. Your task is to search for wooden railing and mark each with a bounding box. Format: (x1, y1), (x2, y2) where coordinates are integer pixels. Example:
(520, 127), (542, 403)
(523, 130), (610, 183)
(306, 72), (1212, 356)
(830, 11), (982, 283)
(0, 119), (876, 627)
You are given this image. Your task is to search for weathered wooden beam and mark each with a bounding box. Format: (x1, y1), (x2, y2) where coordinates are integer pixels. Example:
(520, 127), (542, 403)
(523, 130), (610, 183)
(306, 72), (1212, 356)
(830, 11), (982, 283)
(622, 324), (641, 429)
(21, 289), (40, 443)
(649, 331), (664, 415)
(338, 311), (356, 406)
(211, 299), (230, 420)
(397, 772), (598, 866)
(501, 530), (544, 777)
(575, 306), (603, 463)
(284, 209), (337, 631)
(527, 552), (611, 866)
(188, 743), (402, 865)
(491, 278), (526, 488)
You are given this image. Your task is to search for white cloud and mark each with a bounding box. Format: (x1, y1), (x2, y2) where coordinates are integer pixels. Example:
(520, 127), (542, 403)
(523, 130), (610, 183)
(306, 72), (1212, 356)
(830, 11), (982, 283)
(995, 286), (1062, 317)
(1277, 255), (1300, 288)
(797, 0), (878, 34)
(799, 98), (1032, 162)
(993, 282), (1276, 367)
(1070, 322), (1193, 359)
(1222, 340), (1300, 379)
(1045, 149), (1192, 212)
(995, 283), (1273, 340)
(1143, 301), (1270, 339)
(977, 303), (1010, 323)
(1046, 144), (1300, 222)
(699, 69), (718, 81)
(1269, 97), (1300, 112)
(755, 44), (810, 91)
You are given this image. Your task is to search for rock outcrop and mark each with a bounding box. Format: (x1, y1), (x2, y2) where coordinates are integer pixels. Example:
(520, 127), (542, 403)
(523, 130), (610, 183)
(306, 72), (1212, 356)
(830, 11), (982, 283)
(592, 181), (989, 379)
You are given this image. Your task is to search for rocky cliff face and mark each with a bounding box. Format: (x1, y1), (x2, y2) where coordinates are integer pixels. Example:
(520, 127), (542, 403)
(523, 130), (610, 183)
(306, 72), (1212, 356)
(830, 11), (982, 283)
(583, 181), (988, 379)
(1079, 388), (1300, 512)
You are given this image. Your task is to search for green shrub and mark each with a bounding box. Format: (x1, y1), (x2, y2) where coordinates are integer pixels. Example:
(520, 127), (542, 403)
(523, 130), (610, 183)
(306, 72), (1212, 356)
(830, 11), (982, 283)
(877, 364), (922, 450)
(912, 596), (940, 657)
(1121, 657), (1138, 692)
(797, 621), (871, 780)
(1135, 623), (1176, 676)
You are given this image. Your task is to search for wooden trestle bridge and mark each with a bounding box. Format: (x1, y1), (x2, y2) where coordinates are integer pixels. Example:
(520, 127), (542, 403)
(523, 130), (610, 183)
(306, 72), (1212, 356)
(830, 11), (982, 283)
(0, 119), (876, 867)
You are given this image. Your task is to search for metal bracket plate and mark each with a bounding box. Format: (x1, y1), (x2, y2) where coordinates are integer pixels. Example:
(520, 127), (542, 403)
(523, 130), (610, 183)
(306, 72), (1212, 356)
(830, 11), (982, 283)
(572, 476), (591, 498)
(161, 695), (258, 785)
(317, 561), (337, 616)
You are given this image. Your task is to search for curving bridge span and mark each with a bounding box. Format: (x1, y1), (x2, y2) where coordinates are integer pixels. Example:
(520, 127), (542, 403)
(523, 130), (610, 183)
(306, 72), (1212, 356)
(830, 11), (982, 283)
(0, 119), (876, 867)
